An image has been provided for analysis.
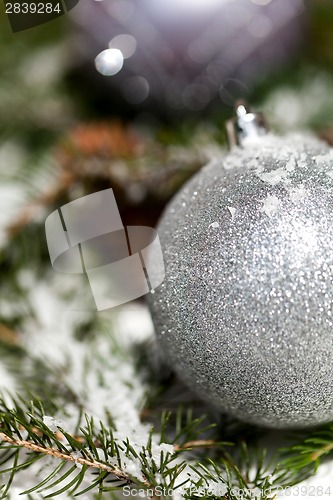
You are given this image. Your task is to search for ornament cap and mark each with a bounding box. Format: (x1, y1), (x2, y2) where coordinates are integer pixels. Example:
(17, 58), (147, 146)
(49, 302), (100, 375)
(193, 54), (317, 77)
(225, 100), (269, 148)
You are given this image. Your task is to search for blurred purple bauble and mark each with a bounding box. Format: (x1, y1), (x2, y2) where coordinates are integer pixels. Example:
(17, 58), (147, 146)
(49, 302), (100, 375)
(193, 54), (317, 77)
(70, 0), (305, 111)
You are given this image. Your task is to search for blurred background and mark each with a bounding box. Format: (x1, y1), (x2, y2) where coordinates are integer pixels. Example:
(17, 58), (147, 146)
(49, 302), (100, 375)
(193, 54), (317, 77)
(0, 0), (333, 274)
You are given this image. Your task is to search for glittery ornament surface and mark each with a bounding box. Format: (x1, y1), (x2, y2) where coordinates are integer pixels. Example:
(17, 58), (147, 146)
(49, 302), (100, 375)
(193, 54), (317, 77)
(148, 133), (333, 429)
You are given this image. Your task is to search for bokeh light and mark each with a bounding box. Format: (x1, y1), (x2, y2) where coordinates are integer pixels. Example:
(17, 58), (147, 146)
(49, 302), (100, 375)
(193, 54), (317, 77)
(94, 48), (124, 76)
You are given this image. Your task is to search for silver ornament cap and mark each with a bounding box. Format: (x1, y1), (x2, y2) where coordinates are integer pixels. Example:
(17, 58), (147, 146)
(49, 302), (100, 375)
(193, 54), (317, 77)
(148, 104), (333, 429)
(225, 101), (268, 148)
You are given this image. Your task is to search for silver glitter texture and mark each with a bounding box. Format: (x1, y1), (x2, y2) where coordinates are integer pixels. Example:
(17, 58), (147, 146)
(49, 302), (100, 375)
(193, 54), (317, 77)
(148, 133), (333, 429)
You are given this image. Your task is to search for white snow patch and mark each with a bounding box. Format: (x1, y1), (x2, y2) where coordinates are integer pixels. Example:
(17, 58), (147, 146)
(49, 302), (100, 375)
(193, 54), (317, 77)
(288, 185), (307, 204)
(258, 167), (291, 186)
(286, 158), (296, 171)
(247, 158), (263, 173)
(315, 152), (333, 167)
(219, 133), (321, 181)
(19, 272), (158, 479)
(110, 303), (154, 344)
(71, 451), (83, 470)
(0, 363), (16, 407)
(159, 443), (175, 455)
(43, 416), (63, 432)
(260, 195), (281, 217)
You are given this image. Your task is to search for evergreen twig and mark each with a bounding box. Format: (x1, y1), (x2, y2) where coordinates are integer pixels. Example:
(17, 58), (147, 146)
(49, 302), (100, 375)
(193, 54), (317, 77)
(0, 432), (125, 478)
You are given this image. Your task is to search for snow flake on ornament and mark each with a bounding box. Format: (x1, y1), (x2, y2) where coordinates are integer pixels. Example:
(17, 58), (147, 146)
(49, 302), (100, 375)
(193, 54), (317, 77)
(260, 195), (281, 217)
(227, 206), (236, 218)
(257, 166), (291, 186)
(315, 150), (333, 167)
(288, 185), (307, 204)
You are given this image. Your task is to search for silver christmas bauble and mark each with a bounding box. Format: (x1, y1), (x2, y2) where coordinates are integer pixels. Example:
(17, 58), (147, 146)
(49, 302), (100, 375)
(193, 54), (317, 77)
(148, 124), (333, 428)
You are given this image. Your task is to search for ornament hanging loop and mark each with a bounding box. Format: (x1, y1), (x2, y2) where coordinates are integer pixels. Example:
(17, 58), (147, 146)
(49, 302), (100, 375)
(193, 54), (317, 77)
(226, 100), (269, 148)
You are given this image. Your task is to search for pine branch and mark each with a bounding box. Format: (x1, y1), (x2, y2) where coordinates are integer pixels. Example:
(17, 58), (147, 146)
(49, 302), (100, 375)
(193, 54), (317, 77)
(0, 432), (127, 479)
(275, 422), (333, 485)
(0, 400), (193, 496)
(174, 439), (220, 452)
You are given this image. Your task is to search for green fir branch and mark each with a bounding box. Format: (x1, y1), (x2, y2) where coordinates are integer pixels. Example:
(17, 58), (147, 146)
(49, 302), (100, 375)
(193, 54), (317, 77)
(275, 422), (333, 485)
